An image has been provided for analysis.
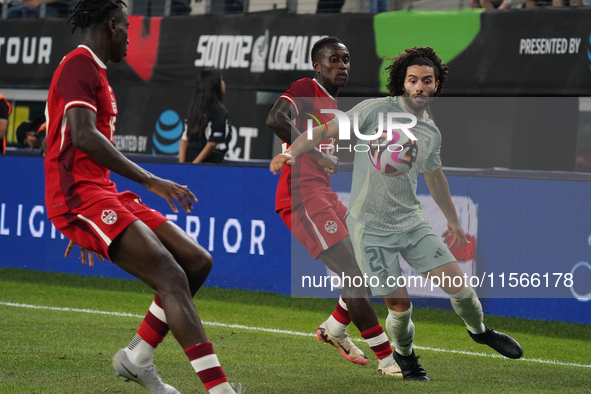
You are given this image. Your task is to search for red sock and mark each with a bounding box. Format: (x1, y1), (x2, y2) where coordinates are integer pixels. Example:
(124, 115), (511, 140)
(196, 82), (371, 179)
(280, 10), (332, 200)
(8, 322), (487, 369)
(360, 324), (393, 360)
(332, 297), (351, 325)
(184, 342), (228, 391)
(137, 294), (169, 347)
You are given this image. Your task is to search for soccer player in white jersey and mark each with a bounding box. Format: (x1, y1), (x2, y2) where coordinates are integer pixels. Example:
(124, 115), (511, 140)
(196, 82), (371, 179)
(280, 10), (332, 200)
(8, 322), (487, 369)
(271, 46), (523, 381)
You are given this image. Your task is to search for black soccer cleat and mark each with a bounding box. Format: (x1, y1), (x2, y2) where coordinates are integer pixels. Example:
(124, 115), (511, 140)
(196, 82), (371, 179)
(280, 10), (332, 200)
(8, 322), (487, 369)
(393, 350), (431, 381)
(468, 326), (523, 359)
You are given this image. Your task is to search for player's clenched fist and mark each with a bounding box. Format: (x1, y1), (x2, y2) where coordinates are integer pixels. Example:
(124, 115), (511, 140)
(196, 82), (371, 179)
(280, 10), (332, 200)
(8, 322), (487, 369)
(270, 152), (292, 175)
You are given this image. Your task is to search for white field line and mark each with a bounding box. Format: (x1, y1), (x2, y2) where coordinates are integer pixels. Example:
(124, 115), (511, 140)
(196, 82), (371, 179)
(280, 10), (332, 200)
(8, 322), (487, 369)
(2, 301), (590, 369)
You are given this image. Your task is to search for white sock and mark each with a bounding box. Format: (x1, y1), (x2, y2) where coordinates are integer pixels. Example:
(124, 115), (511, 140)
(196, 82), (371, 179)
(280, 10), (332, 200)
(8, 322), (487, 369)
(209, 382), (235, 394)
(124, 334), (155, 367)
(450, 286), (486, 334)
(325, 315), (347, 337)
(385, 305), (415, 356)
(324, 296), (349, 338)
(379, 353), (396, 368)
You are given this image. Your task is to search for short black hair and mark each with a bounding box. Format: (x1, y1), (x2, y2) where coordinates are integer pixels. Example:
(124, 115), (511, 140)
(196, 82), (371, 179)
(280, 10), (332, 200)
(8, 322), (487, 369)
(69, 0), (127, 34)
(311, 36), (345, 63)
(385, 46), (449, 97)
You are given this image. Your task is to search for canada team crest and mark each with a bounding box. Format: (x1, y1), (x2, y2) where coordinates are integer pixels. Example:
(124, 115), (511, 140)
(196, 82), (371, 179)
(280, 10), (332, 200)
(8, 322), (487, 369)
(325, 220), (338, 234)
(101, 210), (117, 225)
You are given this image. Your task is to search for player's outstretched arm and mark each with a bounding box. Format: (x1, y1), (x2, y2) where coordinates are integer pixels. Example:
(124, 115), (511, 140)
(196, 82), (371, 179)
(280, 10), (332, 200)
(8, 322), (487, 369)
(269, 147), (292, 174)
(424, 166), (469, 250)
(269, 146), (338, 175)
(266, 98), (299, 145)
(289, 119), (339, 159)
(266, 97), (336, 165)
(67, 106), (197, 213)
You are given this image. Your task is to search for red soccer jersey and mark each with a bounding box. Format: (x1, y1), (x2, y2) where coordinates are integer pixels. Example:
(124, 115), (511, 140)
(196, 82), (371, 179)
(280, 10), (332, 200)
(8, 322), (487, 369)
(275, 78), (338, 211)
(45, 46), (119, 219)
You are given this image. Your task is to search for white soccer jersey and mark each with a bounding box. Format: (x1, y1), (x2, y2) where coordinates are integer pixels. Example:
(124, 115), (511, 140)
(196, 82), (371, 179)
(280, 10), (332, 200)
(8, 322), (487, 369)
(341, 96), (442, 232)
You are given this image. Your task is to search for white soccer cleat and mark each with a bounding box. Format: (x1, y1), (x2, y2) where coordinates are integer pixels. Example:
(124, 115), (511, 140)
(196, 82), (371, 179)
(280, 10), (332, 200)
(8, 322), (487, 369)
(317, 322), (368, 365)
(377, 357), (403, 378)
(112, 348), (181, 394)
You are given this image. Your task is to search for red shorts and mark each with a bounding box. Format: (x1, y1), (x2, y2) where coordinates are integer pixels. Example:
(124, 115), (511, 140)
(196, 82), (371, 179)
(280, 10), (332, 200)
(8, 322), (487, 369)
(278, 191), (349, 259)
(50, 191), (168, 260)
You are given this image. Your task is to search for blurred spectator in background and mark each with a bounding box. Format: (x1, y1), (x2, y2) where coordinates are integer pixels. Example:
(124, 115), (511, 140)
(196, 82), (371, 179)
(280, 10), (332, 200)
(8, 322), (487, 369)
(16, 115), (46, 156)
(316, 0), (344, 12)
(6, 0), (72, 18)
(179, 68), (232, 164)
(210, 0), (244, 13)
(223, 0), (243, 13)
(0, 92), (10, 156)
(168, 0), (191, 13)
(524, 0), (583, 5)
(130, 0), (190, 15)
(469, 0), (585, 8)
(369, 0), (389, 13)
(469, 0), (520, 9)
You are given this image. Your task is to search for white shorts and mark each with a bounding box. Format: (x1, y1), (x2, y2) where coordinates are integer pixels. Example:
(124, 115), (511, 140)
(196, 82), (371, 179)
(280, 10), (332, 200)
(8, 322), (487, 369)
(346, 215), (456, 296)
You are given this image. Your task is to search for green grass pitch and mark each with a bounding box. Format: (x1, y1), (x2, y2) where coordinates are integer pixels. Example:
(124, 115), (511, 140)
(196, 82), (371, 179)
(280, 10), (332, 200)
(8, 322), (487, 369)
(0, 268), (590, 393)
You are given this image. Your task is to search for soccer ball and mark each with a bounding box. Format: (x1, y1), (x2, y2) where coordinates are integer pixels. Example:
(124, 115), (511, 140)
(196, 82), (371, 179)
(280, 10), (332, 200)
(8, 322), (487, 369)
(367, 130), (418, 177)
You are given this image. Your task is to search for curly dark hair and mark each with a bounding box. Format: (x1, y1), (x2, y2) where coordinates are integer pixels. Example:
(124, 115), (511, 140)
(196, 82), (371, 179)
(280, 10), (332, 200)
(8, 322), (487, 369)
(384, 46), (449, 97)
(68, 0), (127, 34)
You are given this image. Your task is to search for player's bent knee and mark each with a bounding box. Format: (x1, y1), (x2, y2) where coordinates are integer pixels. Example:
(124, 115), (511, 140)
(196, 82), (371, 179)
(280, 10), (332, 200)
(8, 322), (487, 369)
(149, 254), (192, 290)
(183, 244), (213, 273)
(384, 297), (411, 312)
(178, 248), (212, 295)
(192, 250), (213, 279)
(197, 248), (213, 269)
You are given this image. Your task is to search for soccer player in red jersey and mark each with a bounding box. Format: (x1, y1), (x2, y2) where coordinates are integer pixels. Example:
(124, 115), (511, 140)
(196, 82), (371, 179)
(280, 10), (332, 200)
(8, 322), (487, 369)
(274, 46), (524, 381)
(44, 1), (238, 393)
(267, 37), (401, 376)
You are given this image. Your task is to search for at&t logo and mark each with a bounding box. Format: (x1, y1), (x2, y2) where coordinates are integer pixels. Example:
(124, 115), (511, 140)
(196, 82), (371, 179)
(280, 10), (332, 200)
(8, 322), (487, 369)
(153, 110), (184, 155)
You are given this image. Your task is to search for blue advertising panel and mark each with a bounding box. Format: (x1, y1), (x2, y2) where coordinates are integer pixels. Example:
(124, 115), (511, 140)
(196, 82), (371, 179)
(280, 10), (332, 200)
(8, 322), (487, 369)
(0, 156), (292, 294)
(291, 168), (591, 324)
(1, 155), (590, 323)
(467, 177), (591, 324)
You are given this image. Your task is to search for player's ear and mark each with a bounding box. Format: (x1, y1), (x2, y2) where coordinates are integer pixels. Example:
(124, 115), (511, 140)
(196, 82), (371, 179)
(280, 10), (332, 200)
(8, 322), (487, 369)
(108, 18), (117, 36)
(312, 61), (320, 74)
